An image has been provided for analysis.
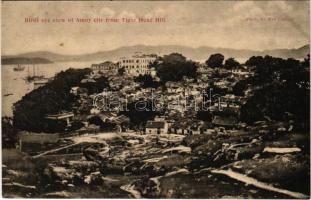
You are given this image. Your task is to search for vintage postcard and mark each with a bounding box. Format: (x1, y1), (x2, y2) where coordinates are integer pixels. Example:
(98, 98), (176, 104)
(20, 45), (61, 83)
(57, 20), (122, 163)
(1, 0), (310, 198)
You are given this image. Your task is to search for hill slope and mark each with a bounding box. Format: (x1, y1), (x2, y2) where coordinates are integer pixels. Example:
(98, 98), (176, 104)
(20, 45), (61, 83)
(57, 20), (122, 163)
(2, 57), (53, 65)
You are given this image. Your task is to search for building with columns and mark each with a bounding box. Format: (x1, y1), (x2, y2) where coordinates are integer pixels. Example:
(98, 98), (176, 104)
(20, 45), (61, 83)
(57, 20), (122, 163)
(119, 53), (157, 76)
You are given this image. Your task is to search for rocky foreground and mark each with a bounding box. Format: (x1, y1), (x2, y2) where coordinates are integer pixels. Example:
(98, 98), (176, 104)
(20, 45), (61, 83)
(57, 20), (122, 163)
(2, 129), (310, 198)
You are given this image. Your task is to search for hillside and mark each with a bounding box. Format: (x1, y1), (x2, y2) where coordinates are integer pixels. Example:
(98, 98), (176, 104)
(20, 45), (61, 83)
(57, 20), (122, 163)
(2, 57), (53, 65)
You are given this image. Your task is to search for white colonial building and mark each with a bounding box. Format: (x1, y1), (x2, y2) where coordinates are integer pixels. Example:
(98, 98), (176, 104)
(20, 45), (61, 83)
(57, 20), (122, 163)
(119, 53), (157, 76)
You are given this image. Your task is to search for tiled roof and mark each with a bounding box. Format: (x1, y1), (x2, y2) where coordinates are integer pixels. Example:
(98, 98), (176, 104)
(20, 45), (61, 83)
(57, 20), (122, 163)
(213, 115), (238, 126)
(146, 121), (165, 129)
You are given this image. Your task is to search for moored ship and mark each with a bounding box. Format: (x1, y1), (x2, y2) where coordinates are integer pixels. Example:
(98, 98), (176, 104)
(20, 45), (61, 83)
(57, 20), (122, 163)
(13, 64), (25, 71)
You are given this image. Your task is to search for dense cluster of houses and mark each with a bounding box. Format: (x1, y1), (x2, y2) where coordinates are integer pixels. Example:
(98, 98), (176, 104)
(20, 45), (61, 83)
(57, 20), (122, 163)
(19, 53), (255, 150)
(85, 54), (254, 136)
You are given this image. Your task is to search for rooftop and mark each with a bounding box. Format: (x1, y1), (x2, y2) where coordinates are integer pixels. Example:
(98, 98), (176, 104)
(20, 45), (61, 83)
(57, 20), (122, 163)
(145, 121), (165, 129)
(45, 112), (74, 120)
(212, 115), (238, 126)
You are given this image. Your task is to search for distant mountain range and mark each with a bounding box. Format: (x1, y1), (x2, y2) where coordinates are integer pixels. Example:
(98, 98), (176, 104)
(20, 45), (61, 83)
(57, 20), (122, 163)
(2, 44), (309, 64)
(2, 57), (53, 65)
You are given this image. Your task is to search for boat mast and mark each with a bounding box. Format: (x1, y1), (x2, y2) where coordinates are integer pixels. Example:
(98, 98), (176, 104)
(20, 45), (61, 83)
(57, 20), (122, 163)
(33, 64), (36, 77)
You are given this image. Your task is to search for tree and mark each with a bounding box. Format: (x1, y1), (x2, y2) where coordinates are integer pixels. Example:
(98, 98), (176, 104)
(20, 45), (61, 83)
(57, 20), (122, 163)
(206, 53), (224, 68)
(2, 117), (17, 148)
(244, 55), (301, 85)
(197, 111), (213, 122)
(301, 54), (310, 68)
(118, 67), (125, 76)
(245, 56), (264, 67)
(79, 76), (109, 95)
(88, 116), (117, 131)
(13, 68), (91, 133)
(134, 74), (161, 88)
(119, 100), (159, 129)
(155, 53), (197, 82)
(224, 57), (240, 69)
(240, 98), (264, 124)
(162, 53), (187, 64)
(240, 55), (310, 128)
(232, 79), (249, 96)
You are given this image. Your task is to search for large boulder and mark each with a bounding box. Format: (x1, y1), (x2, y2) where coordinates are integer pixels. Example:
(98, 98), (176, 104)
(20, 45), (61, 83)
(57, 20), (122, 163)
(141, 155), (192, 177)
(2, 182), (37, 197)
(225, 154), (310, 194)
(132, 169), (288, 198)
(67, 160), (100, 174)
(183, 134), (213, 148)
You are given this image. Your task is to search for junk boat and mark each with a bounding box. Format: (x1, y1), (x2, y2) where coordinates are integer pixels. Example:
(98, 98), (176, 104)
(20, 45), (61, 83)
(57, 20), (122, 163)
(13, 64), (25, 71)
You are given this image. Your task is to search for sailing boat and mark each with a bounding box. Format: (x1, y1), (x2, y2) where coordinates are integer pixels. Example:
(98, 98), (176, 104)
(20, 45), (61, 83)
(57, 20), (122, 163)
(13, 64), (25, 71)
(24, 64), (45, 83)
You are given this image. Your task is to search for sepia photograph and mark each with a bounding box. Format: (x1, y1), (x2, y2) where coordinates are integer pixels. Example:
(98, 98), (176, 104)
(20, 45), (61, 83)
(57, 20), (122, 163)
(1, 0), (310, 198)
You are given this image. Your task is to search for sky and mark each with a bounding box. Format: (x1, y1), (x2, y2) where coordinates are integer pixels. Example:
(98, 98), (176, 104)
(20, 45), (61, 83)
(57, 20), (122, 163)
(1, 1), (310, 55)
